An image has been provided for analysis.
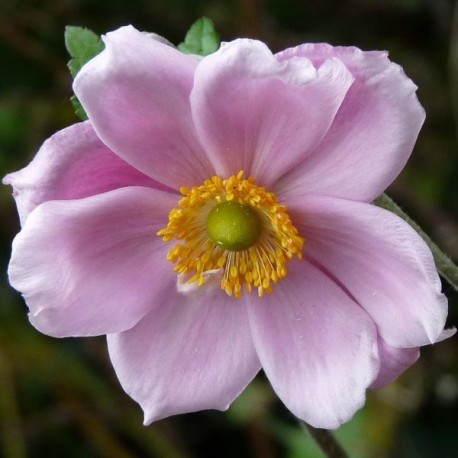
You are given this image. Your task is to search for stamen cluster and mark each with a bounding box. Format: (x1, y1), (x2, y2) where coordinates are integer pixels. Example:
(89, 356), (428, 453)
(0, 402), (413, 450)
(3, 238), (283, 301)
(157, 172), (304, 298)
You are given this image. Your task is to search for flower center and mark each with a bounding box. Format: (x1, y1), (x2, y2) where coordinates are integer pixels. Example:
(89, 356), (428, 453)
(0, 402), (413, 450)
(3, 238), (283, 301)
(206, 201), (261, 251)
(157, 171), (304, 298)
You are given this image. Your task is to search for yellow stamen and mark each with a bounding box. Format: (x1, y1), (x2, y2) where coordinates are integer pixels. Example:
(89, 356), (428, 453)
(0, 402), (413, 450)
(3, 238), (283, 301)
(157, 172), (305, 298)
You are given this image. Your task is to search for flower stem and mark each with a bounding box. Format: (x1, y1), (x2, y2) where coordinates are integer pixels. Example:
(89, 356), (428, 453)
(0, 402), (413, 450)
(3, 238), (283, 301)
(375, 193), (458, 292)
(300, 422), (349, 458)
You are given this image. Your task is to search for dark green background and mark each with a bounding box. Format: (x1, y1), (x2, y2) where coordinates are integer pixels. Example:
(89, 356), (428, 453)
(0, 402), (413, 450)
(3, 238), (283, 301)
(1, 0), (458, 456)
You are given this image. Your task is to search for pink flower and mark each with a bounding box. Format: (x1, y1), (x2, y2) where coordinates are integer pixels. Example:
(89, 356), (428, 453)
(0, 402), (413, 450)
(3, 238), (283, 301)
(5, 26), (453, 429)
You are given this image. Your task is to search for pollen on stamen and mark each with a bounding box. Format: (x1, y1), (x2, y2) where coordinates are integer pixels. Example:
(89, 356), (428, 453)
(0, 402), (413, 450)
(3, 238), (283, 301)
(157, 172), (305, 299)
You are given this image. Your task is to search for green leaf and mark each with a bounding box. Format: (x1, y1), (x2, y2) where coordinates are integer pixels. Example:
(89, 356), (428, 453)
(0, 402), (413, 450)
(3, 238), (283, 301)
(70, 95), (88, 121)
(65, 26), (104, 120)
(65, 26), (104, 77)
(178, 17), (220, 56)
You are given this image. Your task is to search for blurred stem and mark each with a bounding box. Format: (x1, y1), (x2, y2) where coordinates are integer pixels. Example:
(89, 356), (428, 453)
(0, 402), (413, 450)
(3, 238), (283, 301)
(301, 423), (349, 458)
(375, 193), (458, 292)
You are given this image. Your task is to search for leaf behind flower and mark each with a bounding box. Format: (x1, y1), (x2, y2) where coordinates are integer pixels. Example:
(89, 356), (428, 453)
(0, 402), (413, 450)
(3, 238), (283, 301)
(178, 17), (220, 56)
(65, 26), (105, 120)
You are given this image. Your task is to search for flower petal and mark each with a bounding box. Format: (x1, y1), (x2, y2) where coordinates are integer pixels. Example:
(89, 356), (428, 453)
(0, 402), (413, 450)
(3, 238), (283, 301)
(288, 195), (448, 347)
(247, 260), (379, 429)
(8, 187), (177, 337)
(276, 44), (425, 202)
(3, 121), (164, 226)
(74, 25), (213, 189)
(191, 39), (353, 186)
(371, 337), (419, 389)
(107, 293), (260, 423)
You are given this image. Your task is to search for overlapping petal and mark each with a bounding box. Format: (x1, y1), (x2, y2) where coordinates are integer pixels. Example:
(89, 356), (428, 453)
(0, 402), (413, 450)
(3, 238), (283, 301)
(3, 121), (163, 225)
(247, 260), (379, 429)
(8, 186), (177, 337)
(74, 26), (214, 189)
(371, 337), (419, 389)
(108, 292), (260, 423)
(287, 195), (448, 348)
(276, 44), (425, 201)
(191, 39), (354, 186)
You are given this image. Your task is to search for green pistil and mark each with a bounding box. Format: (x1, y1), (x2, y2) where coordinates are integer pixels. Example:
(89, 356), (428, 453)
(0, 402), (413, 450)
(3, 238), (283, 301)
(206, 201), (262, 252)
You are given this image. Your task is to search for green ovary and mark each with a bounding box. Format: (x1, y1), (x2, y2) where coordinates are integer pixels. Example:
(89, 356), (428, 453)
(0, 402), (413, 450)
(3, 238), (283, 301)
(206, 201), (262, 252)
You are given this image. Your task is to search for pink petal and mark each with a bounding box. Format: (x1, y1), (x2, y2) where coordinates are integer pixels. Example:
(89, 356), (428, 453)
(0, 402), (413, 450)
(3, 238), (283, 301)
(107, 293), (260, 423)
(74, 25), (213, 189)
(276, 44), (425, 202)
(371, 337), (419, 389)
(247, 260), (379, 429)
(288, 195), (448, 347)
(190, 39), (353, 186)
(437, 327), (457, 341)
(3, 121), (164, 226)
(8, 187), (177, 337)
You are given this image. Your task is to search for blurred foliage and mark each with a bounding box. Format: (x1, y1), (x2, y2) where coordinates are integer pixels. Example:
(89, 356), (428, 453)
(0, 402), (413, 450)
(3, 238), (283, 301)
(1, 0), (458, 457)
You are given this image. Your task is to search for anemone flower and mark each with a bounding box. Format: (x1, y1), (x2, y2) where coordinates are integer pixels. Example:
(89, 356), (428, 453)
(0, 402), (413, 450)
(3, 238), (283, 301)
(5, 26), (452, 429)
